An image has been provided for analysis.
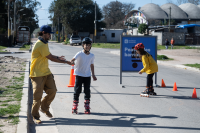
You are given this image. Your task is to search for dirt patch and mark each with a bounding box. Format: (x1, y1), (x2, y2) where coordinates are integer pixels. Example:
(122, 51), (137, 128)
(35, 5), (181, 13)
(157, 49), (200, 65)
(0, 56), (27, 133)
(158, 49), (200, 56)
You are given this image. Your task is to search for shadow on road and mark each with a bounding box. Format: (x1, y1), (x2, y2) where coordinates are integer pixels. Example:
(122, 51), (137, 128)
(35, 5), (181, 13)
(35, 112), (199, 131)
(31, 113), (199, 131)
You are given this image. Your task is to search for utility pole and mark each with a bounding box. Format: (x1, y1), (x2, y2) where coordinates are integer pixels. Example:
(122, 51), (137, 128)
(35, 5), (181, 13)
(10, 17), (13, 33)
(51, 22), (53, 40)
(14, 0), (17, 45)
(8, 0), (11, 47)
(169, 6), (171, 32)
(58, 17), (60, 42)
(94, 1), (96, 43)
(62, 26), (64, 42)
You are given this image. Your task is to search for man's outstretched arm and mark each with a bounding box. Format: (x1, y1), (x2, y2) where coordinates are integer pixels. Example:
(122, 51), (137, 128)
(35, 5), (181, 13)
(46, 53), (73, 65)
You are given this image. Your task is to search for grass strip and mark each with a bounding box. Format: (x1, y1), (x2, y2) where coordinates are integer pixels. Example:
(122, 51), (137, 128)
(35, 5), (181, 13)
(0, 125), (3, 133)
(157, 45), (200, 50)
(184, 63), (200, 69)
(8, 115), (20, 125)
(0, 104), (20, 116)
(19, 44), (30, 51)
(92, 43), (120, 49)
(1, 104), (9, 106)
(157, 55), (173, 60)
(0, 46), (7, 52)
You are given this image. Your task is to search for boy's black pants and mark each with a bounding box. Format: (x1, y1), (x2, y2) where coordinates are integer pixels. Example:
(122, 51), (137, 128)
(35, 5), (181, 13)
(74, 76), (91, 101)
(146, 73), (154, 88)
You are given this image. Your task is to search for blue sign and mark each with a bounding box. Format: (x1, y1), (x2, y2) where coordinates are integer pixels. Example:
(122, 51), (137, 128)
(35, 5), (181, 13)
(120, 36), (157, 72)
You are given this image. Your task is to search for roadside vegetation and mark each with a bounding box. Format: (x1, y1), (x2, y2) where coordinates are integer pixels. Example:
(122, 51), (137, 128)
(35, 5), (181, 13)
(0, 46), (7, 52)
(184, 63), (200, 69)
(92, 43), (120, 49)
(157, 45), (200, 50)
(0, 57), (26, 133)
(0, 74), (24, 125)
(89, 43), (200, 50)
(19, 44), (31, 51)
(64, 38), (70, 45)
(157, 55), (173, 60)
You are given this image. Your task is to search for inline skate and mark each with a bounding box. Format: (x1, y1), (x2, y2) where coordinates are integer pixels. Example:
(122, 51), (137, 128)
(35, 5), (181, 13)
(72, 100), (79, 114)
(84, 100), (90, 114)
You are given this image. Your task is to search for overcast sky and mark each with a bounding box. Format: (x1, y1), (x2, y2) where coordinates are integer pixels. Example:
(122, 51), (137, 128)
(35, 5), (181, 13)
(36, 0), (177, 27)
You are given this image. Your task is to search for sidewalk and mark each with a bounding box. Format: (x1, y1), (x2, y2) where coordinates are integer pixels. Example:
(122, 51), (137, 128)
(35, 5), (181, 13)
(110, 49), (200, 73)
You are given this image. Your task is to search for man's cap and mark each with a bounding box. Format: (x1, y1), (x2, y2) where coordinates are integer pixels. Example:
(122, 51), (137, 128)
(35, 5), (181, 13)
(40, 25), (54, 34)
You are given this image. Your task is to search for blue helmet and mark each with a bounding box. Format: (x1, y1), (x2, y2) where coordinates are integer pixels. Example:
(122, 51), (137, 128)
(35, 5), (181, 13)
(82, 37), (92, 44)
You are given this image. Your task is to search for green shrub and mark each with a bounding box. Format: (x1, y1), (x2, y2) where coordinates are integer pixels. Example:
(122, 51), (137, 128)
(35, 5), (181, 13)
(157, 55), (169, 60)
(138, 24), (148, 34)
(64, 38), (70, 44)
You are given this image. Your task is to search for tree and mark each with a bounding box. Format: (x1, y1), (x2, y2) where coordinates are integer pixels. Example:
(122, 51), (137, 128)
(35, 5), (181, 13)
(49, 0), (104, 34)
(19, 7), (39, 34)
(102, 1), (135, 29)
(138, 24), (148, 34)
(0, 0), (8, 34)
(15, 0), (41, 34)
(0, 0), (40, 35)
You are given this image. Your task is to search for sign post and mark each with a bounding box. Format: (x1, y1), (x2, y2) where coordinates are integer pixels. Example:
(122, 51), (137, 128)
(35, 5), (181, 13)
(120, 36), (158, 86)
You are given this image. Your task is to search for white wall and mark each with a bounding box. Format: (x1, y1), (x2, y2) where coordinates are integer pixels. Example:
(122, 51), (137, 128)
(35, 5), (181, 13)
(152, 32), (163, 45)
(101, 30), (123, 43)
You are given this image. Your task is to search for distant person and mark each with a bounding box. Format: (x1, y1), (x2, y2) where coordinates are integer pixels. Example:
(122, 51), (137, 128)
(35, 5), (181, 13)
(165, 39), (170, 49)
(134, 43), (158, 97)
(30, 25), (73, 124)
(70, 37), (97, 114)
(171, 38), (175, 49)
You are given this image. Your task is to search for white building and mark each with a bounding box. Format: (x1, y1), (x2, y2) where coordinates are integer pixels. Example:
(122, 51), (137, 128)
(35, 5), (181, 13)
(100, 29), (124, 43)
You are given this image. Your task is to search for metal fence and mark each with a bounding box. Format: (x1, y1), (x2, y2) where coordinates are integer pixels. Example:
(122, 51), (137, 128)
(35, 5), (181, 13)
(185, 33), (200, 45)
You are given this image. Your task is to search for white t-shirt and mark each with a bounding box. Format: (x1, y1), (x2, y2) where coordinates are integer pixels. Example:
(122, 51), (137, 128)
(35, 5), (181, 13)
(73, 50), (95, 77)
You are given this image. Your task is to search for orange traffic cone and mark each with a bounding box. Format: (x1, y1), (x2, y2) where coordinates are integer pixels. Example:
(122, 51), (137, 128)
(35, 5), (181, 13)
(192, 88), (197, 98)
(173, 82), (178, 91)
(67, 65), (75, 87)
(161, 79), (166, 87)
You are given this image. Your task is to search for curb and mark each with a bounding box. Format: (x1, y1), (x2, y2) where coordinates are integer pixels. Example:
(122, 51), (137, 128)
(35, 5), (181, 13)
(175, 64), (200, 73)
(16, 60), (30, 133)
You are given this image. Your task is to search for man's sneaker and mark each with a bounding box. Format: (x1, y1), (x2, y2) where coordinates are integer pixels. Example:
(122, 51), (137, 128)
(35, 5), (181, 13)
(33, 117), (42, 124)
(40, 108), (53, 118)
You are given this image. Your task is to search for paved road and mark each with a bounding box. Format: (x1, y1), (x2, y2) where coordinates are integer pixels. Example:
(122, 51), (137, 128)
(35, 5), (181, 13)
(2, 42), (200, 133)
(46, 42), (200, 133)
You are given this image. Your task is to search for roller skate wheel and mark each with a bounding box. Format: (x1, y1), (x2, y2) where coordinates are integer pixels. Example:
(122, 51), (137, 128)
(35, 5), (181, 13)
(84, 111), (90, 114)
(72, 110), (78, 114)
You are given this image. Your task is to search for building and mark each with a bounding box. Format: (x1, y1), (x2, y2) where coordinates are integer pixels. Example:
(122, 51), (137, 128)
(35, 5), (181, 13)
(124, 3), (200, 45)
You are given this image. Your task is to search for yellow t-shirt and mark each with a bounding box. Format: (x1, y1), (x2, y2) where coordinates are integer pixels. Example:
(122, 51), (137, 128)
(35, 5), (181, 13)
(30, 40), (51, 77)
(140, 54), (158, 74)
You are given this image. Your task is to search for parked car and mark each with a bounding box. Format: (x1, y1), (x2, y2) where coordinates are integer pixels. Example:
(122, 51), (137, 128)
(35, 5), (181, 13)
(70, 35), (82, 46)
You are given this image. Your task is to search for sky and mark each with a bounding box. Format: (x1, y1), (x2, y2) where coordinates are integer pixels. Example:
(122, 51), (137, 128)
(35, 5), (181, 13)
(36, 0), (177, 27)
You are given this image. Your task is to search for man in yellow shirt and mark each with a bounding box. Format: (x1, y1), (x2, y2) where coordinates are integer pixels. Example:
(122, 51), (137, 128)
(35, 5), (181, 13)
(30, 25), (73, 124)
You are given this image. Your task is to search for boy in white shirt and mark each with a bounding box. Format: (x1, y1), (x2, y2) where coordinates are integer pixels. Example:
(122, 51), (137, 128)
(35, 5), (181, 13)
(70, 37), (97, 114)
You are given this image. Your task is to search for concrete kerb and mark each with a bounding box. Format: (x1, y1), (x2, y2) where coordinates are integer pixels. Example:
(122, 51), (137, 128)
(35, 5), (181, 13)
(16, 60), (30, 133)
